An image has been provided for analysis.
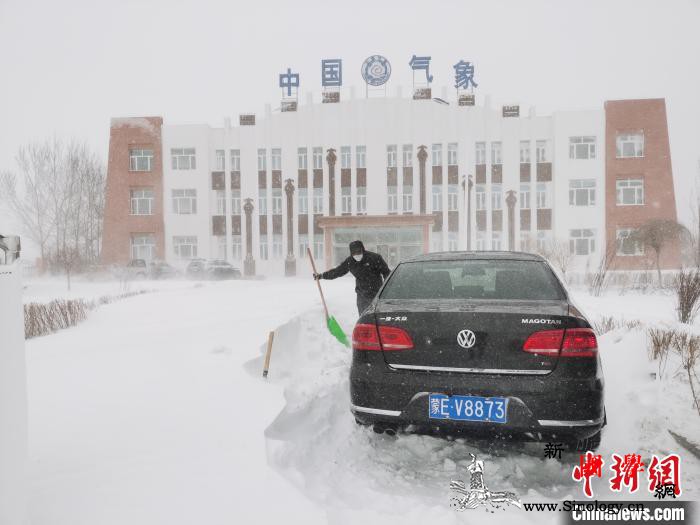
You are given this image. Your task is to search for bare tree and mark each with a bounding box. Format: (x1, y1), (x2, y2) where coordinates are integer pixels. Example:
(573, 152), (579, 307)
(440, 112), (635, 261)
(0, 143), (55, 263)
(0, 138), (105, 287)
(632, 219), (689, 286)
(538, 238), (574, 280)
(586, 242), (617, 296)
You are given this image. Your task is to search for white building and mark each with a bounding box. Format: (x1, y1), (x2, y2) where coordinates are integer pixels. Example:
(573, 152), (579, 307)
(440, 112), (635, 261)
(102, 94), (679, 276)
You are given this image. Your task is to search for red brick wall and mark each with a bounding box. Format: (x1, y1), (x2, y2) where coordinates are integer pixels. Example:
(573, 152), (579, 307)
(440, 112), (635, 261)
(101, 117), (164, 265)
(604, 99), (680, 269)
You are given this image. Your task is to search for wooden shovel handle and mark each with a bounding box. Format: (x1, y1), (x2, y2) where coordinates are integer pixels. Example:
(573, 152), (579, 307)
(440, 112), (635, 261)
(307, 247), (329, 319)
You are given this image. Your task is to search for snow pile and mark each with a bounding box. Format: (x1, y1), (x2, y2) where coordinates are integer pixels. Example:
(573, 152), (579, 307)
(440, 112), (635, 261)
(259, 288), (700, 523)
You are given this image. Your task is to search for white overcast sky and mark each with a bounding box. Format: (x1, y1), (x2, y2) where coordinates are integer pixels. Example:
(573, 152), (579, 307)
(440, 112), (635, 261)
(1, 0), (699, 230)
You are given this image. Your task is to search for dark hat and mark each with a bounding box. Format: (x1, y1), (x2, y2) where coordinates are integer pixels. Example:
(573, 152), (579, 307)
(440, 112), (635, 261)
(349, 240), (365, 255)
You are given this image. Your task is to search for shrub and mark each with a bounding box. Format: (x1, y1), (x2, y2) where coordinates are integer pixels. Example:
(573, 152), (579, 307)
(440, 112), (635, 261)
(24, 299), (89, 339)
(674, 268), (700, 323)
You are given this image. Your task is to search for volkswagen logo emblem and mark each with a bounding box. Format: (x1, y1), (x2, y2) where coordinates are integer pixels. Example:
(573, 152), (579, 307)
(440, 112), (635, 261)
(457, 329), (476, 349)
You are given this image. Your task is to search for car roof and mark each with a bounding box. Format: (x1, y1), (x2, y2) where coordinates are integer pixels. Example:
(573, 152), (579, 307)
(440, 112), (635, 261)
(402, 251), (546, 263)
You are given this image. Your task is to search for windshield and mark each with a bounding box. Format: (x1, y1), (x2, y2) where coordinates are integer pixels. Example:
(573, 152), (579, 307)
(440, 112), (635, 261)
(380, 259), (566, 301)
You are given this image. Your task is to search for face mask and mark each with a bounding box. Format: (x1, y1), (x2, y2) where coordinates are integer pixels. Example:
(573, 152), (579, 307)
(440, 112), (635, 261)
(352, 254), (363, 262)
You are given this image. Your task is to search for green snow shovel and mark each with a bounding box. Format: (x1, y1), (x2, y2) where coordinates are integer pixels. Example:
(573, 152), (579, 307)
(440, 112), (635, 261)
(307, 248), (350, 348)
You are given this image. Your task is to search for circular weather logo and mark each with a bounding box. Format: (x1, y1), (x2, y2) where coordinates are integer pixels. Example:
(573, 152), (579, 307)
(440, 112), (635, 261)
(361, 55), (392, 86)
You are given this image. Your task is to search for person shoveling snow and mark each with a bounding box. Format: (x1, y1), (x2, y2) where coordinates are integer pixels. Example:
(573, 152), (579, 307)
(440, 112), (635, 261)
(313, 240), (390, 315)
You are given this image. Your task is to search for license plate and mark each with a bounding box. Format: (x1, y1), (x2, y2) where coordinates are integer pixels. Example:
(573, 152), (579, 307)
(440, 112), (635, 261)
(428, 394), (508, 423)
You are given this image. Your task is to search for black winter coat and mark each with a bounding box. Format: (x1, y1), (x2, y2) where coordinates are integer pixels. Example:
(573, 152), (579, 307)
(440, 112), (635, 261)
(321, 251), (391, 298)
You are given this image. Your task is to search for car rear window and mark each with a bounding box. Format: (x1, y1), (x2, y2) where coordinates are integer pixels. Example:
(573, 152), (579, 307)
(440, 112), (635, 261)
(380, 259), (566, 301)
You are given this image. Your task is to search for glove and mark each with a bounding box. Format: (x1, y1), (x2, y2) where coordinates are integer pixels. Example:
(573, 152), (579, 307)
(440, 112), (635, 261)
(313, 273), (323, 280)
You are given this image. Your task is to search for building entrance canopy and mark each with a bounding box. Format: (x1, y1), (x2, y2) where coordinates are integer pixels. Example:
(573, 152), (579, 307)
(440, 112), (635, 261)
(317, 215), (435, 269)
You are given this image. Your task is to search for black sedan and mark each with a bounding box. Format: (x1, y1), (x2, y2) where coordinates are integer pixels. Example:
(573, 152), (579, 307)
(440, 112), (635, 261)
(350, 251), (605, 450)
(205, 260), (242, 280)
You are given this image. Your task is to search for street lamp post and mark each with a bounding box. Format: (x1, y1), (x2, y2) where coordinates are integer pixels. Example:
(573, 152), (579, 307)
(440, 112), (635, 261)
(462, 175), (474, 250)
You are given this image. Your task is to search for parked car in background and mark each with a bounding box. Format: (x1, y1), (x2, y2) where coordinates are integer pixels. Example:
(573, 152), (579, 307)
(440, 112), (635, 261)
(149, 260), (179, 280)
(186, 258), (207, 279)
(206, 260), (242, 280)
(125, 259), (148, 278)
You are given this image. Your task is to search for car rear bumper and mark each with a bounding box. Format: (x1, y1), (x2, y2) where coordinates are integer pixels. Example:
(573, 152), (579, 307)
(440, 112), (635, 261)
(350, 359), (605, 439)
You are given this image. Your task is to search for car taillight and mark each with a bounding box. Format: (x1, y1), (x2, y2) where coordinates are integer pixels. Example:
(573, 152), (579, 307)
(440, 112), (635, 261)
(378, 325), (414, 350)
(561, 328), (598, 357)
(352, 324), (413, 351)
(522, 328), (597, 357)
(352, 324), (380, 350)
(522, 329), (564, 356)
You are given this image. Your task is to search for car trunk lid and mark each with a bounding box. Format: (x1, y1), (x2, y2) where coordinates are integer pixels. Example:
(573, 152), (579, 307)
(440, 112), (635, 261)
(375, 299), (572, 375)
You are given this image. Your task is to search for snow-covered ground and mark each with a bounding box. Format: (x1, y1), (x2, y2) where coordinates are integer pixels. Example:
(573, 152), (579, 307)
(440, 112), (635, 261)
(24, 277), (700, 524)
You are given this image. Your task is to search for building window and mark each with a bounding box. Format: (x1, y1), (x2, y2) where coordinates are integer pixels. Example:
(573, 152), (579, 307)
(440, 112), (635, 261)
(299, 234), (309, 258)
(616, 132), (644, 158)
(216, 190), (226, 215)
(172, 189), (197, 214)
(519, 141), (530, 163)
(569, 179), (596, 206)
(520, 231), (532, 252)
(313, 187), (323, 213)
(402, 144), (413, 167)
(536, 182), (549, 209)
(617, 228), (644, 256)
(298, 148), (308, 170)
(388, 186), (398, 212)
(491, 231), (502, 251)
(173, 236), (198, 259)
(403, 185), (413, 212)
(616, 179), (644, 205)
(258, 189), (267, 215)
(313, 235), (323, 260)
(257, 149), (267, 171)
(231, 190), (241, 214)
(536, 140), (548, 163)
(341, 146), (351, 169)
(570, 229), (595, 255)
(356, 186), (366, 214)
(491, 142), (502, 165)
(271, 148), (281, 170)
(386, 145), (397, 168)
(475, 142), (486, 165)
(171, 148), (196, 170)
(491, 184), (502, 210)
(341, 187), (351, 213)
(216, 149), (225, 170)
(230, 149), (240, 171)
(272, 188), (282, 214)
(298, 188), (308, 213)
(129, 149), (153, 171)
(448, 184), (458, 211)
(356, 146), (366, 168)
(569, 136), (596, 159)
(272, 234), (283, 259)
(520, 183), (531, 210)
(476, 231), (486, 251)
(448, 232), (458, 251)
(448, 143), (458, 166)
(432, 185), (442, 212)
(130, 188), (153, 215)
(130, 233), (155, 261)
(232, 234), (242, 259)
(313, 147), (323, 169)
(475, 184), (486, 210)
(259, 234), (268, 260)
(432, 144), (442, 167)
